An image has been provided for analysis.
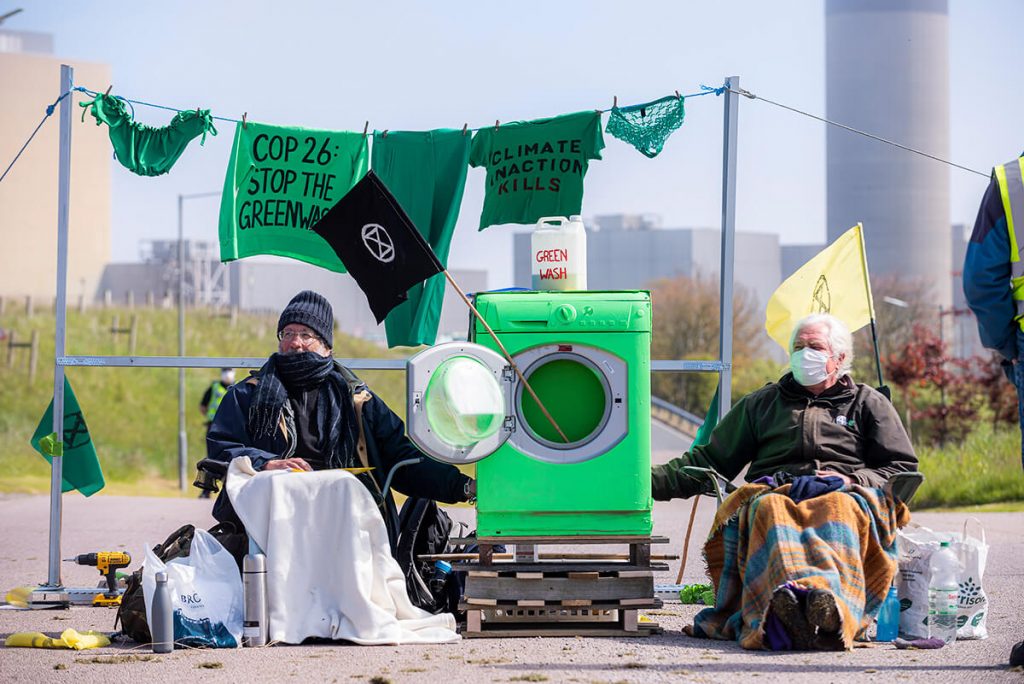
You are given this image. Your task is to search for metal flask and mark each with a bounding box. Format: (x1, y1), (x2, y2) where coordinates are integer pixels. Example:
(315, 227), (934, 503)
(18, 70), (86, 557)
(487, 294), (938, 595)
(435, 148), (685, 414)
(242, 553), (268, 647)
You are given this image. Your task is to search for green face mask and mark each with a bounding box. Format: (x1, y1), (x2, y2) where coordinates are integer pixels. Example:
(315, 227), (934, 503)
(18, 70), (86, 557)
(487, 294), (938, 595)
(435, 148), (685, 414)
(79, 93), (217, 177)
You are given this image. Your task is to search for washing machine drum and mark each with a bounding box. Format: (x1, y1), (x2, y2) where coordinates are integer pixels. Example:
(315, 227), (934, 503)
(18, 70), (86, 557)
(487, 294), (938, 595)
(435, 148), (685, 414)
(406, 342), (628, 466)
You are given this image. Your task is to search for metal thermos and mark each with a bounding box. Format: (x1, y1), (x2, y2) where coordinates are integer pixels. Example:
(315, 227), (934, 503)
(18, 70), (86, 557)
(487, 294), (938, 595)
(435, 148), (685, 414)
(242, 553), (268, 647)
(151, 571), (174, 653)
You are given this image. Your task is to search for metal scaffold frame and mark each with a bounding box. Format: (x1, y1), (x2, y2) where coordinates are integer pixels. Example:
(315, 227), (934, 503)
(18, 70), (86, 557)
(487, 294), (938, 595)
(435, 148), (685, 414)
(34, 65), (740, 601)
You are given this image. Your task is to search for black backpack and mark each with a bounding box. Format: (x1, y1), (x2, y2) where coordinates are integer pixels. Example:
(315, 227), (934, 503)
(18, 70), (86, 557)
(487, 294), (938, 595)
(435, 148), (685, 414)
(115, 521), (247, 643)
(395, 498), (467, 616)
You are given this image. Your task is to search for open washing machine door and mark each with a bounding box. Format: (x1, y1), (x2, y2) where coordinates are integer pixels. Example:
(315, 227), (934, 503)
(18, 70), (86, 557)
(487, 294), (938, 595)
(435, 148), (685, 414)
(407, 341), (628, 466)
(406, 342), (514, 465)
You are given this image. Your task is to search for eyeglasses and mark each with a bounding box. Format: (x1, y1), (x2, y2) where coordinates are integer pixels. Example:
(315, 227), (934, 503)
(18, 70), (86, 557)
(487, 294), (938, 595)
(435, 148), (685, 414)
(278, 330), (321, 344)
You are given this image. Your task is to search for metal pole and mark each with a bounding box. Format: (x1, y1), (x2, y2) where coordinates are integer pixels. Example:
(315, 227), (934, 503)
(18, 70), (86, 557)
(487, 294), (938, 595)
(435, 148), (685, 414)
(178, 194), (187, 491)
(717, 76), (740, 417)
(46, 64), (73, 589)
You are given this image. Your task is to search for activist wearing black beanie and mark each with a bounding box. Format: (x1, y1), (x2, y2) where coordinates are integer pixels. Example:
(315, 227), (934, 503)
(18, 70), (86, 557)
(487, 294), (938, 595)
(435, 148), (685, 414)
(278, 290), (334, 349)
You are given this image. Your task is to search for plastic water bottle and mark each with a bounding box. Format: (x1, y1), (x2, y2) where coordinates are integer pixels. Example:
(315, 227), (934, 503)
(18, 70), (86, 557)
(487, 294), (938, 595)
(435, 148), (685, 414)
(928, 541), (959, 644)
(429, 560), (452, 597)
(151, 571), (174, 653)
(242, 552), (268, 647)
(876, 585), (900, 642)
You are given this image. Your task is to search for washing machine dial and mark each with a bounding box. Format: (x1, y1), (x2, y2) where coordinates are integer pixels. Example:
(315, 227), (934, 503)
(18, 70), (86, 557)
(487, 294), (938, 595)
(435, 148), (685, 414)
(554, 304), (577, 323)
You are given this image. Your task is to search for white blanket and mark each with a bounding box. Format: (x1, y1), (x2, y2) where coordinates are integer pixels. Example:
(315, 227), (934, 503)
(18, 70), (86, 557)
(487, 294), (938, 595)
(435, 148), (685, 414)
(225, 457), (459, 645)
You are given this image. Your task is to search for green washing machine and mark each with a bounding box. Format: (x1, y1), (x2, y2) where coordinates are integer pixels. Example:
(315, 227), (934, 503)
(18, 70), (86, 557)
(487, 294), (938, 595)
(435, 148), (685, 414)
(405, 290), (651, 538)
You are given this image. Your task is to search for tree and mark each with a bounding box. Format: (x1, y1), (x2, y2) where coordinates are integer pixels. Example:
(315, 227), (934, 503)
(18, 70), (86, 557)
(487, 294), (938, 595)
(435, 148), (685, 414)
(851, 275), (934, 384)
(649, 271), (769, 415)
(885, 323), (985, 445)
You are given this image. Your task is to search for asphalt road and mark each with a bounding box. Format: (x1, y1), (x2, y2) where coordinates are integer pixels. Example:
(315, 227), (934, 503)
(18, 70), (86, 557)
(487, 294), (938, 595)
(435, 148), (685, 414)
(1, 428), (1021, 683)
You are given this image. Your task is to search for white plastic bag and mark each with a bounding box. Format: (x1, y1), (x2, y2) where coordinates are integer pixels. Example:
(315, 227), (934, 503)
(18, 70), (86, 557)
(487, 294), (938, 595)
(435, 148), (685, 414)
(895, 519), (989, 640)
(142, 529), (243, 648)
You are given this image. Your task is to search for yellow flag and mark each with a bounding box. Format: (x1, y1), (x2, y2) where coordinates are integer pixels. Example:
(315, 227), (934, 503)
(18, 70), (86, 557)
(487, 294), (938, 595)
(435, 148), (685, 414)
(765, 223), (874, 350)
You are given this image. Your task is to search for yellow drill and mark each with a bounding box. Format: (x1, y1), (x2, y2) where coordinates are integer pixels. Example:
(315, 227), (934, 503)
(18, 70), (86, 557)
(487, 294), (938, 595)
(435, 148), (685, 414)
(64, 552), (132, 607)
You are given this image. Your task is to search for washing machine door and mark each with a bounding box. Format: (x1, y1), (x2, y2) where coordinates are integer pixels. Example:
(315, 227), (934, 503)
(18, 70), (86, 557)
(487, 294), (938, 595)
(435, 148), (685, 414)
(406, 342), (514, 465)
(508, 344), (628, 464)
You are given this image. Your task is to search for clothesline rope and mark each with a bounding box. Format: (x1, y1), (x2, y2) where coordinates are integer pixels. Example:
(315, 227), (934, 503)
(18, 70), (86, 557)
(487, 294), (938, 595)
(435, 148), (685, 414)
(726, 86), (989, 178)
(2, 81), (991, 187)
(0, 90), (70, 184)
(71, 84), (725, 130)
(0, 83), (724, 185)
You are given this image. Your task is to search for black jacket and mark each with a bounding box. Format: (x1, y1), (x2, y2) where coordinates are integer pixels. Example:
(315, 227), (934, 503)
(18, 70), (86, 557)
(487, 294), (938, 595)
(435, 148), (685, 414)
(206, 362), (470, 549)
(652, 373), (918, 500)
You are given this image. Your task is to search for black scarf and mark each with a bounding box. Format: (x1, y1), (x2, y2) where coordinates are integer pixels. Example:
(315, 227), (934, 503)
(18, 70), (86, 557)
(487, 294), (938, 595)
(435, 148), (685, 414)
(248, 352), (358, 469)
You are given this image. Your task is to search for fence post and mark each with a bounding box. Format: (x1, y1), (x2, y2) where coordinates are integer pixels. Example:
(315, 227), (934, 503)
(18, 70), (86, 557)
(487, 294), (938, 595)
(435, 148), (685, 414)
(126, 291), (135, 309)
(0, 295), (5, 316)
(29, 330), (39, 383)
(129, 315), (138, 355)
(103, 289), (112, 308)
(25, 295), (33, 318)
(146, 290), (155, 308)
(6, 330), (14, 368)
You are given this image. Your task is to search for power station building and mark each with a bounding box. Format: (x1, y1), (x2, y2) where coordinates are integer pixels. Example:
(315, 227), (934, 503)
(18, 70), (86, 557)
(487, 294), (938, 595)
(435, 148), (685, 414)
(0, 30), (111, 303)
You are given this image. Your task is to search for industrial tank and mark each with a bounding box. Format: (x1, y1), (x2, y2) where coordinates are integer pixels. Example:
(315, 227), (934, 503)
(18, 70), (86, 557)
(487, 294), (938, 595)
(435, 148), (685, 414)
(826, 0), (951, 307)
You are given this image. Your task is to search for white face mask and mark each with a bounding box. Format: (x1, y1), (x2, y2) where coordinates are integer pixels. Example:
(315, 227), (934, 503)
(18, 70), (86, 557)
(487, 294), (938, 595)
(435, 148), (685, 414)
(790, 347), (833, 386)
(221, 371), (235, 385)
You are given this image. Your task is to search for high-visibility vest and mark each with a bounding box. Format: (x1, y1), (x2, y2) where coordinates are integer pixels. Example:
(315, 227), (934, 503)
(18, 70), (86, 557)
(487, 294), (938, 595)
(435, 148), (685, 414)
(995, 156), (1024, 327)
(205, 382), (228, 422)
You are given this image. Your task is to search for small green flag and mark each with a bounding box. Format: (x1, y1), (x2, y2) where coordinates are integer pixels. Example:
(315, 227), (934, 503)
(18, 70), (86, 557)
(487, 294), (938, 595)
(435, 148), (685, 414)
(30, 377), (104, 497)
(693, 386), (720, 448)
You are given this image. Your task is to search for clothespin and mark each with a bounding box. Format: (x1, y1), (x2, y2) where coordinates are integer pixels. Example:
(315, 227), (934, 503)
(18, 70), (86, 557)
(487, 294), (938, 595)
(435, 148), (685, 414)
(675, 90), (681, 99)
(104, 85), (112, 97)
(362, 121), (369, 137)
(242, 112), (247, 129)
(613, 95), (618, 108)
(494, 119), (500, 131)
(382, 129), (388, 138)
(461, 123), (468, 136)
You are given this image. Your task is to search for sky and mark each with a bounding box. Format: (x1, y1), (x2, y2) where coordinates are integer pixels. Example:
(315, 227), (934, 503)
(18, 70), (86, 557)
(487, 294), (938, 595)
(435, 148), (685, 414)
(9, 0), (1024, 288)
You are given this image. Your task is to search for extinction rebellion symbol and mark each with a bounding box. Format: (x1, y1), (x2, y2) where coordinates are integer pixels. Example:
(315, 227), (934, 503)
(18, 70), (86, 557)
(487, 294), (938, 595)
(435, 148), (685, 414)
(63, 411), (91, 449)
(812, 274), (831, 314)
(361, 223), (395, 263)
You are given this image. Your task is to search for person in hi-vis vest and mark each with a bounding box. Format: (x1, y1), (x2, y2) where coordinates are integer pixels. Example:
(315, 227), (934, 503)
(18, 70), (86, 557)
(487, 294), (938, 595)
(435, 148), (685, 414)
(963, 153), (1024, 472)
(201, 368), (236, 429)
(964, 154), (1024, 670)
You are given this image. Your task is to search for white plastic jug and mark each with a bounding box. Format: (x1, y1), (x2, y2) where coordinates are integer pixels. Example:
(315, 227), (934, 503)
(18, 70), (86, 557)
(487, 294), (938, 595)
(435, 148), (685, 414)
(531, 215), (587, 291)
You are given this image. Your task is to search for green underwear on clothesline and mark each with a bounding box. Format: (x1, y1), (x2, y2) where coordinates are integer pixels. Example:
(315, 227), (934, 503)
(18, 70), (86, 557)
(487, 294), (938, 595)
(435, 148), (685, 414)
(79, 93), (217, 177)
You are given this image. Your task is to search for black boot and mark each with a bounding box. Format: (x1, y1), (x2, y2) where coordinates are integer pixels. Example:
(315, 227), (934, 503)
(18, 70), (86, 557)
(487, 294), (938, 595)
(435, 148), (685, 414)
(806, 588), (845, 651)
(1011, 640), (1024, 667)
(769, 586), (816, 650)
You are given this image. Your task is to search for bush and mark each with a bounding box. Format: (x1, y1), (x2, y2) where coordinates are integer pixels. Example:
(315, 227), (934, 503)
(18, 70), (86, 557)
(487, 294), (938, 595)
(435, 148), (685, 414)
(913, 424), (1024, 508)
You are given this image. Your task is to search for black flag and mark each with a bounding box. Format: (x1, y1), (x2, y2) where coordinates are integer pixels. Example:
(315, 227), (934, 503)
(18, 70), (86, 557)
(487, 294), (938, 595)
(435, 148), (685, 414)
(313, 170), (445, 323)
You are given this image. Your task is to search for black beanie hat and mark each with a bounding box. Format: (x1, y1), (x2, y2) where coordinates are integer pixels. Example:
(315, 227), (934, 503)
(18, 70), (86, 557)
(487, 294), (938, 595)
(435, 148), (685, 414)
(278, 290), (334, 349)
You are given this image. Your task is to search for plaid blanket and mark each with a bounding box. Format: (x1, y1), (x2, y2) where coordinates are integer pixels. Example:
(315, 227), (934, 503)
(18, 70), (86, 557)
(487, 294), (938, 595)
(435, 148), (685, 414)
(690, 483), (909, 650)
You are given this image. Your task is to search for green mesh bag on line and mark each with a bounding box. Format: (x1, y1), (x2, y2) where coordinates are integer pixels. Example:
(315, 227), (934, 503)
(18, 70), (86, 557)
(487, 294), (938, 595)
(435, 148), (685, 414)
(606, 94), (685, 158)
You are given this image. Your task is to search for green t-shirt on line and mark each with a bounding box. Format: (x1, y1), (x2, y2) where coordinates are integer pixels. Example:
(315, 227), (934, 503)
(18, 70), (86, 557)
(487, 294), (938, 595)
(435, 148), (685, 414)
(469, 110), (604, 230)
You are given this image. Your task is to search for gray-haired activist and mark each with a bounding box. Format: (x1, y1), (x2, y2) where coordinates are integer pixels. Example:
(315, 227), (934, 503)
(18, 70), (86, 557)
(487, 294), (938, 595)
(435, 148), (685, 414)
(652, 313), (918, 652)
(206, 290), (475, 550)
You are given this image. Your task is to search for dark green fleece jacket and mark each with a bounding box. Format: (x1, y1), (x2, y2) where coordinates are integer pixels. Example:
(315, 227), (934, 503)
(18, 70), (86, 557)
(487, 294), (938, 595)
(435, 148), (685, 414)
(651, 373), (918, 500)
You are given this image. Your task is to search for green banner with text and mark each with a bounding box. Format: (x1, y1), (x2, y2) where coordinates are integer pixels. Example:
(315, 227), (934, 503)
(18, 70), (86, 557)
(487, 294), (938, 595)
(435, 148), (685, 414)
(218, 121), (369, 271)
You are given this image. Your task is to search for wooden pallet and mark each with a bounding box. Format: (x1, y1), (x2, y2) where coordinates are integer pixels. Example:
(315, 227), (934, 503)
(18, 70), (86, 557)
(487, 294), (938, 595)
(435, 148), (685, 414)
(456, 535), (666, 638)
